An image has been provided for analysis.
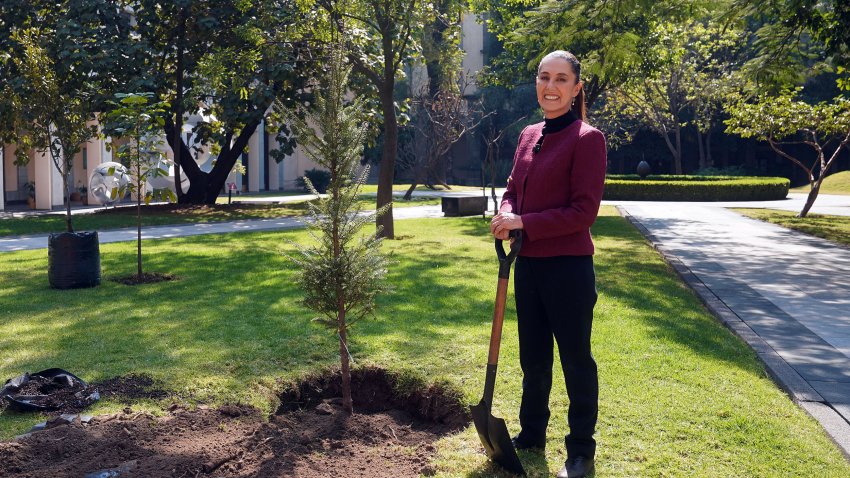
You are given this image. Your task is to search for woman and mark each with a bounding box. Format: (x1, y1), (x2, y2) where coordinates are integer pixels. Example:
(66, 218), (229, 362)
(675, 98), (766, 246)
(490, 50), (606, 478)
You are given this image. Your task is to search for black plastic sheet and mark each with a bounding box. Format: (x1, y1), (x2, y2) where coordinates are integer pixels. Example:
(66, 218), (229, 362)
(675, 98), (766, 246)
(1, 368), (100, 412)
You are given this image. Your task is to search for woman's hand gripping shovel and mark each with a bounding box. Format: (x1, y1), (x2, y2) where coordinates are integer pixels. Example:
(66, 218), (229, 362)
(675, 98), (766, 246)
(470, 230), (525, 476)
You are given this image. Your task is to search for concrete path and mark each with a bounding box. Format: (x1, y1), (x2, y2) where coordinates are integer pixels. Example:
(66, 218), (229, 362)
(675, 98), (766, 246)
(618, 201), (850, 458)
(0, 204), (448, 252)
(0, 188), (501, 252)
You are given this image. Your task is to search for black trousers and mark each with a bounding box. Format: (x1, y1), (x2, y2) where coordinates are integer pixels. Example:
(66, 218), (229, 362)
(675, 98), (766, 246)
(514, 254), (598, 459)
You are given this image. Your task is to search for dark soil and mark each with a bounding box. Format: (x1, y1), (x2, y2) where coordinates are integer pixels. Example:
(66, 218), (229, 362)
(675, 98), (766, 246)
(93, 374), (170, 403)
(110, 272), (179, 286)
(0, 367), (468, 477)
(1, 373), (169, 416)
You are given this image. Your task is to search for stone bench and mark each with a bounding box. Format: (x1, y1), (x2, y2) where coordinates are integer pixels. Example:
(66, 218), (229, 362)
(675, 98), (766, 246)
(441, 195), (488, 216)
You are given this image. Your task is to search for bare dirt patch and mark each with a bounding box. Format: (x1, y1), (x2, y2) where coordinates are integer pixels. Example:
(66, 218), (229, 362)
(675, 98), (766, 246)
(0, 368), (468, 477)
(110, 272), (179, 286)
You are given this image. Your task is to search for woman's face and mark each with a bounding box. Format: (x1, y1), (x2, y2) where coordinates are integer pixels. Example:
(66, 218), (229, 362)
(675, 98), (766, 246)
(536, 57), (582, 119)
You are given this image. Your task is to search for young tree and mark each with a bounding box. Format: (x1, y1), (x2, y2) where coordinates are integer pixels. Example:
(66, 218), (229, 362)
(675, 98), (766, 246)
(3, 29), (101, 231)
(726, 93), (850, 217)
(481, 114), (527, 214)
(281, 42), (389, 414)
(104, 93), (175, 280)
(1, 0), (132, 231)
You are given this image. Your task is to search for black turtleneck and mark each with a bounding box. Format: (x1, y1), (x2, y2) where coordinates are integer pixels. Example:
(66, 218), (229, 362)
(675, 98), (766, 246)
(534, 110), (578, 153)
(542, 110), (578, 135)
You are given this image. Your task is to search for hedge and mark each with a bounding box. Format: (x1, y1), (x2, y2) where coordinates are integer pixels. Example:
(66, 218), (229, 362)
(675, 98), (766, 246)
(603, 175), (790, 201)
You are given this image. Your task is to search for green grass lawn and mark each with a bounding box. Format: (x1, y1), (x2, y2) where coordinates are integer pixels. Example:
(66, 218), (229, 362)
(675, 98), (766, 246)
(0, 195), (440, 237)
(734, 208), (850, 247)
(1, 209), (848, 477)
(791, 170), (850, 195)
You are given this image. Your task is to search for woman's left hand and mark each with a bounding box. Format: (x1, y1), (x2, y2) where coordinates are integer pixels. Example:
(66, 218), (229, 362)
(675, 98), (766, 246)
(490, 212), (523, 238)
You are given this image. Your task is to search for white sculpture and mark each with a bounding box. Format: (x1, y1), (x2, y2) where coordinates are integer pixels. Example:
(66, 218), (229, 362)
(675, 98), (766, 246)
(89, 162), (130, 206)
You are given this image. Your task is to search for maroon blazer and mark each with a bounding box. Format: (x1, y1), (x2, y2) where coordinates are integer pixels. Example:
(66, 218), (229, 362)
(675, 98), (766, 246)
(500, 120), (607, 257)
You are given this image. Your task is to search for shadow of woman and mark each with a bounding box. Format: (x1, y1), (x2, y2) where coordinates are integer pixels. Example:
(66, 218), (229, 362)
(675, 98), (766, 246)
(465, 449), (551, 477)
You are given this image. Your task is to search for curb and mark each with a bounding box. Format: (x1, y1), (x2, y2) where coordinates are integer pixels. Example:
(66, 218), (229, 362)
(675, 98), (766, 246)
(615, 205), (850, 461)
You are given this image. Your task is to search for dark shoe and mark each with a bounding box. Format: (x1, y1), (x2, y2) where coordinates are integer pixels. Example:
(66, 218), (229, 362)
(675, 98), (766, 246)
(511, 434), (545, 451)
(556, 456), (595, 478)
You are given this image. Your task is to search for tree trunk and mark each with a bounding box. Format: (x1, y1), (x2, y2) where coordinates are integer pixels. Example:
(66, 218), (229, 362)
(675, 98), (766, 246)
(660, 128), (681, 175)
(137, 188), (142, 277)
(136, 158), (143, 278)
(798, 180), (822, 218)
(487, 144), (498, 215)
(63, 170), (72, 233)
(376, 84), (397, 239)
(674, 125), (683, 174)
(705, 126), (713, 167)
(338, 317), (352, 414)
(696, 130), (705, 170)
(164, 111), (264, 205)
(173, 8), (187, 203)
(331, 175), (352, 414)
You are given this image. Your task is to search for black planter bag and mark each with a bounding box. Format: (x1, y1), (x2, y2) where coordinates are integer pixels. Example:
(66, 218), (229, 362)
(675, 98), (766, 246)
(48, 231), (101, 289)
(0, 368), (100, 412)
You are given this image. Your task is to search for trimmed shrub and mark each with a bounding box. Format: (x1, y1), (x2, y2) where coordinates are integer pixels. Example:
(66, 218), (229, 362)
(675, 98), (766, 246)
(603, 175), (789, 201)
(296, 168), (332, 193)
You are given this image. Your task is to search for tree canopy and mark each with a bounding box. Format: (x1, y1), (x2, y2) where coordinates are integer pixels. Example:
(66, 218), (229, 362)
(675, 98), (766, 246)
(123, 0), (315, 204)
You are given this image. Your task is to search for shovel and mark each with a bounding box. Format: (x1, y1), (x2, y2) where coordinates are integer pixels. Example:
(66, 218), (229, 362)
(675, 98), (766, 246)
(470, 229), (525, 476)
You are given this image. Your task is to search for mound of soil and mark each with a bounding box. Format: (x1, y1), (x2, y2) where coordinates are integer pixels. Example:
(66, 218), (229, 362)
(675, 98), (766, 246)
(0, 368), (469, 477)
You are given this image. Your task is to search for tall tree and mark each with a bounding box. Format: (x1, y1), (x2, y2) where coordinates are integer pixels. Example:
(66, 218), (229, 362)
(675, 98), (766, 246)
(404, 75), (487, 197)
(603, 20), (743, 173)
(321, 0), (427, 239)
(127, 0), (314, 204)
(282, 41), (389, 415)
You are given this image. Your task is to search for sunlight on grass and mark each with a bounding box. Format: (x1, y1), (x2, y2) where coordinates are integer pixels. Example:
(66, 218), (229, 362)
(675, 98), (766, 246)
(734, 208), (850, 247)
(790, 170), (850, 195)
(1, 208), (848, 476)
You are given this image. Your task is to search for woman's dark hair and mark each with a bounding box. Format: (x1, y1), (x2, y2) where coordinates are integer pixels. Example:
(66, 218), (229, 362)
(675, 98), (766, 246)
(538, 50), (586, 121)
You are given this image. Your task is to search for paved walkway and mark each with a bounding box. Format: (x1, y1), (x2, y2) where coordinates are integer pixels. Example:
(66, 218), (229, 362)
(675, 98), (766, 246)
(0, 204), (450, 252)
(618, 199), (850, 458)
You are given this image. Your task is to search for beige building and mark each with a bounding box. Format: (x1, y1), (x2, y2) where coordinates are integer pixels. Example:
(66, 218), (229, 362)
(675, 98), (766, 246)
(0, 120), (323, 211)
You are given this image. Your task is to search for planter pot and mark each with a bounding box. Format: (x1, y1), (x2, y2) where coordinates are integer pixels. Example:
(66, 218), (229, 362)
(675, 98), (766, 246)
(27, 197), (36, 209)
(70, 192), (81, 202)
(48, 231), (101, 289)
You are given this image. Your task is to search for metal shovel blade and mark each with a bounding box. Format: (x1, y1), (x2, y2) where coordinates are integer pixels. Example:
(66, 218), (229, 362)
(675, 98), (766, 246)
(470, 399), (525, 476)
